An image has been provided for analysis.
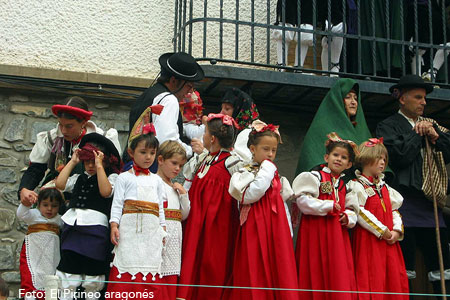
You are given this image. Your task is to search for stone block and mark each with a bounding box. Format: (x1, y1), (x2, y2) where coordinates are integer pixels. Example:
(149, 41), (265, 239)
(0, 141), (11, 149)
(13, 144), (33, 152)
(0, 244), (14, 270)
(1, 185), (20, 206)
(115, 111), (128, 121)
(0, 103), (7, 111)
(0, 209), (15, 232)
(4, 118), (26, 142)
(113, 122), (129, 132)
(95, 103), (109, 109)
(0, 152), (18, 167)
(94, 121), (108, 131)
(15, 241), (21, 268)
(10, 104), (52, 118)
(0, 169), (16, 183)
(1, 271), (20, 283)
(30, 121), (56, 144)
(9, 95), (28, 102)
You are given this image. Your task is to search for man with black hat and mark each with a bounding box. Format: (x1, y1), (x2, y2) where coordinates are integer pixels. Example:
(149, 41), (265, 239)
(127, 52), (204, 162)
(376, 74), (450, 295)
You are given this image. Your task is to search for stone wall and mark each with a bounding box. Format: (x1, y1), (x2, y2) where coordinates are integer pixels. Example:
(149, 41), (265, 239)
(0, 88), (306, 296)
(0, 90), (132, 296)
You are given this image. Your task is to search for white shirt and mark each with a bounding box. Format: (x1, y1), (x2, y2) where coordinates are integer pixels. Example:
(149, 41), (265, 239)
(61, 172), (118, 227)
(152, 92), (193, 158)
(110, 171), (167, 226)
(17, 204), (62, 226)
(398, 109), (417, 128)
(183, 123), (205, 140)
(29, 121), (122, 164)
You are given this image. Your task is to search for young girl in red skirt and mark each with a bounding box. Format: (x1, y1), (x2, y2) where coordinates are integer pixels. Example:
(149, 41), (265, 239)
(18, 186), (63, 300)
(224, 121), (298, 300)
(293, 132), (359, 300)
(156, 140), (190, 299)
(177, 114), (241, 300)
(350, 138), (408, 299)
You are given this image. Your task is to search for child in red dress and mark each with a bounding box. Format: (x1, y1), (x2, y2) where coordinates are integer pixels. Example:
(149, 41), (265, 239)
(293, 132), (359, 300)
(350, 138), (408, 299)
(177, 114), (241, 300)
(224, 121), (298, 300)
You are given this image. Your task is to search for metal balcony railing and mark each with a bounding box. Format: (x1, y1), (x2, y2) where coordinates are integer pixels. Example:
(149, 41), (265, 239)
(173, 0), (450, 87)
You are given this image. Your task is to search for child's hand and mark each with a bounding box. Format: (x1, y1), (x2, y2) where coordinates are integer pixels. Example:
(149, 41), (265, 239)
(173, 182), (187, 195)
(191, 138), (204, 155)
(70, 149), (81, 164)
(386, 230), (400, 245)
(94, 150), (105, 168)
(110, 223), (120, 245)
(334, 202), (341, 212)
(381, 229), (392, 241)
(339, 213), (348, 226)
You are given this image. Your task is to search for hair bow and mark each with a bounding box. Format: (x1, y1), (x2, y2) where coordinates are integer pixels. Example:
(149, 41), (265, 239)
(142, 123), (156, 135)
(325, 132), (360, 156)
(250, 120), (282, 143)
(365, 137), (384, 147)
(207, 113), (238, 128)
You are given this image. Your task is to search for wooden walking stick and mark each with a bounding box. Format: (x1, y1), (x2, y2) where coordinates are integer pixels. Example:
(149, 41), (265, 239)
(425, 137), (447, 299)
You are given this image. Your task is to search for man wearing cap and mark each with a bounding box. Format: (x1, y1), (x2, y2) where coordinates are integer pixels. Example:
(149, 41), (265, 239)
(127, 52), (204, 161)
(376, 75), (450, 294)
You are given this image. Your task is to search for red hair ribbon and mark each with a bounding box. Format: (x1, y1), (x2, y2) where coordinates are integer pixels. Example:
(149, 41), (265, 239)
(325, 132), (360, 156)
(364, 137), (384, 147)
(250, 120), (282, 142)
(207, 113), (238, 128)
(142, 123), (156, 136)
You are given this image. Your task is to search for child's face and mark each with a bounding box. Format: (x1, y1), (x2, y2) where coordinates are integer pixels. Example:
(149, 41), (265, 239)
(364, 155), (386, 178)
(83, 160), (97, 176)
(128, 140), (156, 169)
(250, 135), (278, 164)
(324, 146), (353, 176)
(38, 198), (60, 219)
(158, 154), (186, 180)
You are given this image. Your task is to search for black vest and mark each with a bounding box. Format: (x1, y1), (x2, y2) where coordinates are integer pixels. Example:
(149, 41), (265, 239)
(124, 82), (186, 162)
(69, 174), (113, 217)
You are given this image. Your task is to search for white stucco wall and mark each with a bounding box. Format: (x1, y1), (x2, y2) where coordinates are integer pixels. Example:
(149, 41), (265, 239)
(0, 1), (278, 79)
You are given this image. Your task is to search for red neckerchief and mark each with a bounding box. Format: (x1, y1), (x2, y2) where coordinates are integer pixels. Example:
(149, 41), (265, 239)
(133, 164), (150, 176)
(72, 128), (86, 145)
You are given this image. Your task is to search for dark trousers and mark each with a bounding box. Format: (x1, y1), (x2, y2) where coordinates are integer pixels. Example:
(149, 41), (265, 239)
(401, 227), (450, 298)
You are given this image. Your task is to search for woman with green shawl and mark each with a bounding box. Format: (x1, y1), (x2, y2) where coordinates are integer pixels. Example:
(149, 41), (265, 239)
(295, 78), (371, 175)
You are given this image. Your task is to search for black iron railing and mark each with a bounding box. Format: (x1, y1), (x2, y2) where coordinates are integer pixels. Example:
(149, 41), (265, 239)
(173, 0), (450, 86)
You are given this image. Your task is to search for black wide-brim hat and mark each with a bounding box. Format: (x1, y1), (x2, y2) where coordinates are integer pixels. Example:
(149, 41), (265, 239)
(159, 52), (204, 81)
(389, 74), (434, 94)
(79, 133), (121, 168)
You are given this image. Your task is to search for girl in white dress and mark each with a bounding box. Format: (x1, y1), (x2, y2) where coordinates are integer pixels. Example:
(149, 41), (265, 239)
(18, 187), (63, 300)
(107, 128), (168, 300)
(156, 140), (190, 299)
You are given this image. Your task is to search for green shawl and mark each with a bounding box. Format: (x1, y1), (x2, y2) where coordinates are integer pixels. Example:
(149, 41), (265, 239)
(295, 78), (372, 175)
